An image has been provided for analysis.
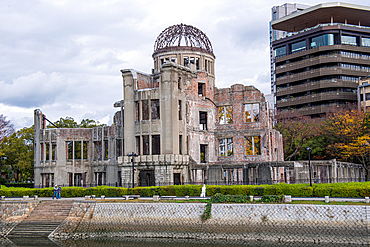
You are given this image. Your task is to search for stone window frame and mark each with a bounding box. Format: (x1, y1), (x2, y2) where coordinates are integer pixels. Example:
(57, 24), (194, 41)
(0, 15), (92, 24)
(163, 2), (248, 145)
(218, 105), (233, 124)
(219, 137), (233, 157)
(245, 136), (261, 156)
(244, 103), (260, 123)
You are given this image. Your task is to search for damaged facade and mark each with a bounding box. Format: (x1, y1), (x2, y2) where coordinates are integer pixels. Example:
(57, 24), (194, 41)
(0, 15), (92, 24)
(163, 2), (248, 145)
(34, 24), (363, 188)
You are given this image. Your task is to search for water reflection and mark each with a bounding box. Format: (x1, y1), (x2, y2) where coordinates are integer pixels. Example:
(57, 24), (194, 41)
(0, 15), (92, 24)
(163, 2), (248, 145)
(2, 237), (366, 247)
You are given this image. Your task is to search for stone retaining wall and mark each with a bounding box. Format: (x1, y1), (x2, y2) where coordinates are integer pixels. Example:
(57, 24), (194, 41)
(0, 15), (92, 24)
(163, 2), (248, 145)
(51, 202), (370, 244)
(0, 201), (38, 237)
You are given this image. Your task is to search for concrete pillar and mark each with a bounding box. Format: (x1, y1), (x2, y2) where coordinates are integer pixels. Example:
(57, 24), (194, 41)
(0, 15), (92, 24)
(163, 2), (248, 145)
(122, 70), (136, 155)
(160, 65), (176, 154)
(34, 109), (43, 188)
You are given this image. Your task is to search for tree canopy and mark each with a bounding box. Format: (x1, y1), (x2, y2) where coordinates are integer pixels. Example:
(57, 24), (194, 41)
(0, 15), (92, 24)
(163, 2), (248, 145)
(49, 116), (104, 128)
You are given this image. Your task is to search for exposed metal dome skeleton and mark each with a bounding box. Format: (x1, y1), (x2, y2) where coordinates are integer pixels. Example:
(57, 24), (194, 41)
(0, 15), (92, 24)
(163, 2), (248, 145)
(153, 23), (214, 56)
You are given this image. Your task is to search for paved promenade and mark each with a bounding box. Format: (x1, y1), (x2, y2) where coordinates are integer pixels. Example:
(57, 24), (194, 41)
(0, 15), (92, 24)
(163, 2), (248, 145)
(1, 196), (368, 202)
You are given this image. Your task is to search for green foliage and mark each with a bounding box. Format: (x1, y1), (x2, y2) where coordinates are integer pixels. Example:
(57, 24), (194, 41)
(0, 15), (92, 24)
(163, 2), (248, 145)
(49, 117), (104, 129)
(260, 195), (284, 203)
(211, 193), (250, 203)
(0, 185), (128, 198)
(200, 201), (212, 222)
(1, 183), (370, 198)
(0, 126), (34, 182)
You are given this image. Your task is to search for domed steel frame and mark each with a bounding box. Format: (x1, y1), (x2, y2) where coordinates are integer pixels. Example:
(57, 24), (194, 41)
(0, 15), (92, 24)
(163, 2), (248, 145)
(153, 24), (214, 56)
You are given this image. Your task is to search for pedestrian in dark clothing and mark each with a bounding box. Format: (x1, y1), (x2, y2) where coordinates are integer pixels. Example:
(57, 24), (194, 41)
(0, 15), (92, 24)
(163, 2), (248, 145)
(53, 185), (58, 199)
(57, 185), (62, 199)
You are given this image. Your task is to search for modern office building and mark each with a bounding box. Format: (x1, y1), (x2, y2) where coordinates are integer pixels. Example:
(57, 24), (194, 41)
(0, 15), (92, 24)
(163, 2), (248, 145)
(270, 3), (310, 103)
(271, 2), (370, 117)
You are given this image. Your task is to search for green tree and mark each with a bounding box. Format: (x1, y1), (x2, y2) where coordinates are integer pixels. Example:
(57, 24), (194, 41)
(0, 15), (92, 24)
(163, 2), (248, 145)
(274, 111), (317, 161)
(49, 116), (104, 128)
(51, 116), (78, 128)
(79, 118), (104, 128)
(0, 126), (34, 182)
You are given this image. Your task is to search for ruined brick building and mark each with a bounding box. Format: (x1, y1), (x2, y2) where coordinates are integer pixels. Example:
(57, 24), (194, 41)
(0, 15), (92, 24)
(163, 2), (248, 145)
(34, 24), (285, 188)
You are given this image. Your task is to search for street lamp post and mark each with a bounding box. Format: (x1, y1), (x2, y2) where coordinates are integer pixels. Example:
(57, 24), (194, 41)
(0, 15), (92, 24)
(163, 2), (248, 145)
(306, 146), (312, 186)
(127, 153), (138, 188)
(0, 156), (7, 187)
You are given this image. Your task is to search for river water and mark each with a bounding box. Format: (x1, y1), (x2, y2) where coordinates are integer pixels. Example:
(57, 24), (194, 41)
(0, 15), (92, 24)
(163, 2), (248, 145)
(3, 237), (366, 247)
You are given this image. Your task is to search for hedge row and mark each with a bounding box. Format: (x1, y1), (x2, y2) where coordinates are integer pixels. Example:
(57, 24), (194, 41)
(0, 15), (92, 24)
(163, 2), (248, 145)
(1, 182), (370, 198)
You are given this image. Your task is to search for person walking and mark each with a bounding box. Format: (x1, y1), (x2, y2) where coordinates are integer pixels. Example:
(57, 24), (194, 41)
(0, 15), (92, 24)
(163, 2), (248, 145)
(57, 185), (62, 199)
(52, 185), (58, 199)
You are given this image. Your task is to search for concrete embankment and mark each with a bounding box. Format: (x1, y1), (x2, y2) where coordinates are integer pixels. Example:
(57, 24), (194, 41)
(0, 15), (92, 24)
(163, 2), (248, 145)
(0, 201), (38, 237)
(50, 202), (369, 245)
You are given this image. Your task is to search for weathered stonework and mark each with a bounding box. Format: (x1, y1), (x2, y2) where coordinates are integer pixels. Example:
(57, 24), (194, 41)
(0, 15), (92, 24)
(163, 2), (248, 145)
(50, 202), (369, 245)
(0, 201), (38, 237)
(34, 24), (286, 187)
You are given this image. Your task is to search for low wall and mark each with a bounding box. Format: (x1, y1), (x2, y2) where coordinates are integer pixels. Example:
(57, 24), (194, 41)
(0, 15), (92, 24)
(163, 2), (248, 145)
(0, 201), (38, 237)
(52, 202), (370, 244)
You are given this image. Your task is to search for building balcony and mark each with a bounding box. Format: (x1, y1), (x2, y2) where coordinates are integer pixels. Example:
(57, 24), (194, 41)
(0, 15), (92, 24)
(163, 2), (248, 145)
(277, 91), (357, 108)
(278, 103), (344, 116)
(275, 45), (370, 64)
(276, 66), (369, 86)
(276, 53), (370, 74)
(276, 79), (358, 97)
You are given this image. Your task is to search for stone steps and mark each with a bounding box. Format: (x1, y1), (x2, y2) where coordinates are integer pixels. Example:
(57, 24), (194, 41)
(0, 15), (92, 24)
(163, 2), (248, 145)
(7, 200), (73, 238)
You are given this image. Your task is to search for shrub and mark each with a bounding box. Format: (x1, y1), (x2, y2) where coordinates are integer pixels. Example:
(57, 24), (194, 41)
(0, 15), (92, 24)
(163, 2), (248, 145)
(211, 193), (250, 203)
(260, 195), (284, 203)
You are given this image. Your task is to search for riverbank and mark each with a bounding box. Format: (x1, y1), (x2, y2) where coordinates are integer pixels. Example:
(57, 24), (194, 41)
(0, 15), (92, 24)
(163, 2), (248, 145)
(1, 199), (369, 245)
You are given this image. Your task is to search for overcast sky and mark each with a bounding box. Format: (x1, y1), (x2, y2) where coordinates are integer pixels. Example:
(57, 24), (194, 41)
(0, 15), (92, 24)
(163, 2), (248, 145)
(1, 0), (369, 129)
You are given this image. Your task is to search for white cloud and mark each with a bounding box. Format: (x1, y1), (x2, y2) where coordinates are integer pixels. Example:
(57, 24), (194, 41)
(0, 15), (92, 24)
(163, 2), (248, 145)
(1, 0), (370, 129)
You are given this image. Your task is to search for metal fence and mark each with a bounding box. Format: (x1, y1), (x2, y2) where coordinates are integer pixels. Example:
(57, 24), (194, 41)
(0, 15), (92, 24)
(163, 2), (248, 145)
(33, 177), (366, 189)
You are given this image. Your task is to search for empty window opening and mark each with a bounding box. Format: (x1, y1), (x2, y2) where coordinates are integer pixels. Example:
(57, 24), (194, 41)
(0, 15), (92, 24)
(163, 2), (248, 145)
(152, 135), (160, 155)
(151, 99), (160, 120)
(218, 106), (233, 124)
(178, 100), (182, 120)
(135, 136), (141, 155)
(174, 173), (181, 185)
(94, 141), (102, 160)
(95, 172), (106, 186)
(179, 135), (183, 155)
(67, 141), (73, 160)
(184, 57), (189, 67)
(245, 103), (260, 122)
(178, 77), (181, 90)
(142, 100), (149, 120)
(219, 138), (233, 156)
(143, 135), (149, 155)
(190, 57), (195, 64)
(246, 136), (261, 155)
(171, 57), (176, 63)
(116, 139), (123, 157)
(74, 173), (82, 186)
(198, 82), (205, 96)
(74, 141), (82, 160)
(118, 171), (122, 187)
(165, 57), (170, 62)
(104, 140), (108, 160)
(205, 59), (208, 71)
(199, 111), (208, 130)
(45, 143), (50, 161)
(200, 144), (207, 163)
(41, 173), (54, 188)
(135, 101), (140, 121)
(83, 142), (88, 160)
(52, 143), (57, 160)
(160, 59), (164, 66)
(196, 58), (199, 70)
